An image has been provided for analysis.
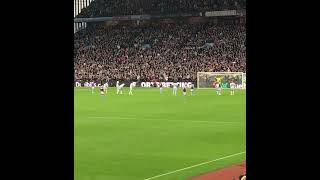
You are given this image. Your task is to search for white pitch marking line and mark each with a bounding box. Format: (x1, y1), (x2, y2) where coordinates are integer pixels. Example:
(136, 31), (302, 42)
(88, 116), (243, 124)
(143, 151), (246, 180)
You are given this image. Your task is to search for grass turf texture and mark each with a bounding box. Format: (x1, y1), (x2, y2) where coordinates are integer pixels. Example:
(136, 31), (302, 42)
(75, 87), (246, 180)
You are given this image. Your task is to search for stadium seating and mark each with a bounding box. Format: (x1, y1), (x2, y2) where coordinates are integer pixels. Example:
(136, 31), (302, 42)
(74, 19), (246, 83)
(76, 0), (246, 18)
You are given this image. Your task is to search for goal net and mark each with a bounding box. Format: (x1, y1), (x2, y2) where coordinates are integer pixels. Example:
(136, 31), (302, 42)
(197, 72), (245, 89)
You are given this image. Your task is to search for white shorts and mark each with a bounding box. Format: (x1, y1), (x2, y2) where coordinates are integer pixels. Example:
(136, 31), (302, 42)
(191, 89), (194, 92)
(183, 92), (186, 95)
(100, 92), (104, 95)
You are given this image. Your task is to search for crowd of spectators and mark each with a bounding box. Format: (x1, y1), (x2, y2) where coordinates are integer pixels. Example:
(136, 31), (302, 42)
(77, 0), (246, 18)
(74, 20), (246, 83)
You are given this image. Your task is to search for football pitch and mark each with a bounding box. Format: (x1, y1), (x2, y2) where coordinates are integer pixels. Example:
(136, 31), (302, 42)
(75, 87), (246, 180)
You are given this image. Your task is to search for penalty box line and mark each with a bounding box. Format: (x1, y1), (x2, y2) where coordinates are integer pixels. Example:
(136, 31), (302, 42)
(143, 151), (246, 180)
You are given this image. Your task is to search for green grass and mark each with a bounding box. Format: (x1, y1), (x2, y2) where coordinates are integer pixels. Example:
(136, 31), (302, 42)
(75, 87), (246, 180)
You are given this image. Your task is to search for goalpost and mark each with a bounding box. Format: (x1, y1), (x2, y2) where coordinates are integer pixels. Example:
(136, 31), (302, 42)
(197, 72), (245, 89)
(242, 73), (246, 89)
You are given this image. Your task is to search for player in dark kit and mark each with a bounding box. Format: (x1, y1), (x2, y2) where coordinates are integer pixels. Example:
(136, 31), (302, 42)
(182, 86), (187, 96)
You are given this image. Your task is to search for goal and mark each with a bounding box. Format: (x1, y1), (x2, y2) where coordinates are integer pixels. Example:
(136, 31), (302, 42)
(197, 72), (245, 89)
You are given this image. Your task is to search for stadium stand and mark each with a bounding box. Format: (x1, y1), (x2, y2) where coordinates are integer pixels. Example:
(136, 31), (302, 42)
(74, 19), (246, 83)
(76, 0), (246, 18)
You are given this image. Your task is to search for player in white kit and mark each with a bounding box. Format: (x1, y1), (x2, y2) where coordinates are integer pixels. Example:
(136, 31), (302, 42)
(230, 81), (236, 95)
(100, 85), (105, 95)
(172, 83), (178, 96)
(190, 84), (195, 96)
(116, 81), (125, 95)
(91, 85), (95, 94)
(159, 83), (163, 94)
(129, 82), (136, 95)
(103, 82), (108, 94)
(215, 82), (221, 95)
